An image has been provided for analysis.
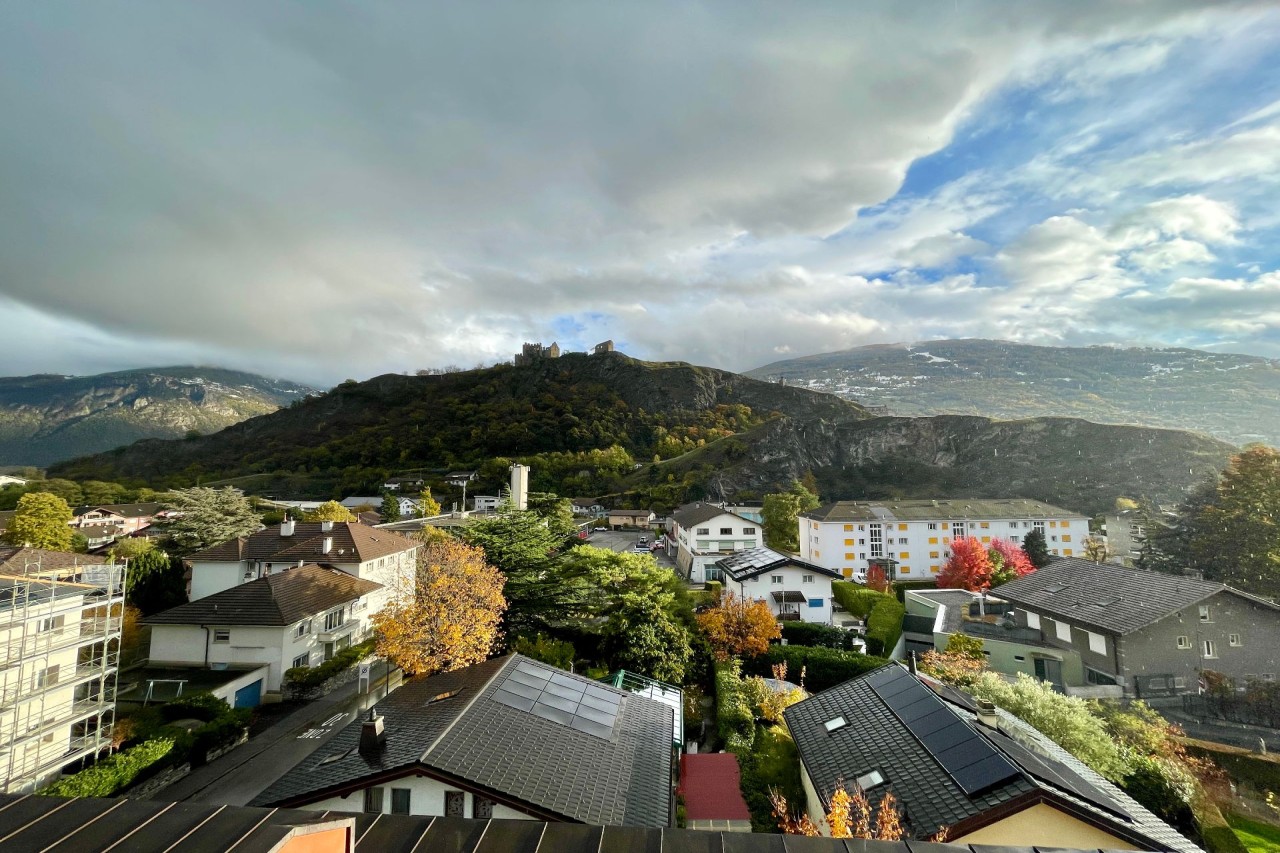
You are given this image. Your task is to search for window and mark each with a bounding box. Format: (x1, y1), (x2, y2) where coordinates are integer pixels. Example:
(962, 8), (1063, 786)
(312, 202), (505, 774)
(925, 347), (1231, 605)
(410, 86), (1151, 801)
(1054, 620), (1072, 642)
(1086, 668), (1117, 686)
(1176, 635), (1191, 649)
(1014, 655), (1026, 662)
(844, 553), (855, 560)
(844, 538), (855, 546)
(951, 522), (965, 540)
(1203, 639), (1218, 659)
(1229, 633), (1243, 647)
(720, 527), (733, 535)
(696, 527), (709, 535)
(928, 537), (938, 545)
(324, 608), (345, 631)
(843, 524), (853, 532)
(743, 527), (756, 535)
(898, 538), (908, 545)
(855, 770), (885, 790)
(34, 665), (60, 689)
(292, 653), (309, 669)
(899, 551), (909, 559)
(1063, 549), (1073, 557)
(37, 615), (64, 633)
(900, 566), (911, 575)
(824, 716), (848, 733)
(391, 788), (411, 815)
(802, 574), (814, 583)
(929, 551), (940, 559)
(445, 791), (465, 817)
(898, 523), (908, 531)
(980, 522), (990, 529)
(1050, 521), (1058, 528)
(927, 523), (938, 530)
(869, 524), (883, 557)
(1061, 535), (1072, 542)
(213, 629), (230, 644)
(1033, 521), (1045, 533)
(771, 575), (783, 584)
(1009, 521), (1019, 528)
(1026, 612), (1040, 629)
(364, 787), (384, 813)
(1087, 632), (1106, 655)
(859, 538), (865, 545)
(1199, 605), (1211, 623)
(808, 598), (824, 608)
(474, 797), (494, 819)
(295, 619), (311, 638)
(704, 566), (722, 582)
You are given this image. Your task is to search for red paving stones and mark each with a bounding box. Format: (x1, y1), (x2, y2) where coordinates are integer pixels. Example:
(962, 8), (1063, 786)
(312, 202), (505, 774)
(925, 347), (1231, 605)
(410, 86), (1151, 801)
(679, 753), (752, 820)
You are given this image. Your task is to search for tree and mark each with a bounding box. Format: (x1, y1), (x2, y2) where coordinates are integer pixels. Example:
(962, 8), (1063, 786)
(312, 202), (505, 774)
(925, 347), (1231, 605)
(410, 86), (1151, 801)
(379, 492), (401, 523)
(1021, 528), (1052, 569)
(109, 537), (154, 562)
(771, 785), (919, 840)
(1191, 446), (1280, 595)
(865, 564), (889, 593)
(988, 538), (1035, 586)
(1, 492), (73, 550)
(697, 590), (782, 661)
(417, 488), (441, 518)
(307, 500), (356, 522)
(372, 538), (505, 676)
(161, 487), (262, 554)
(600, 596), (692, 683)
(125, 548), (187, 615)
(31, 478), (84, 506)
(937, 536), (993, 591)
(463, 507), (564, 631)
(1115, 497), (1140, 511)
(82, 480), (128, 506)
(511, 633), (576, 670)
(1082, 536), (1112, 563)
(526, 492), (578, 542)
(762, 480), (819, 552)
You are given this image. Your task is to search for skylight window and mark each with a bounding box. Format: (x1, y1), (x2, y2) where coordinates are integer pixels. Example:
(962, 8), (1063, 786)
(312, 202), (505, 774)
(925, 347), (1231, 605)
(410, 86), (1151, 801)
(1043, 583), (1068, 594)
(855, 770), (885, 790)
(318, 747), (355, 766)
(823, 716), (848, 733)
(426, 689), (463, 705)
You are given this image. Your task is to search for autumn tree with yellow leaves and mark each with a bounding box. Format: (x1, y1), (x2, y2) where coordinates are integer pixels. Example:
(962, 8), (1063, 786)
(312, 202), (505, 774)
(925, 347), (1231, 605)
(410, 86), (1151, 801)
(771, 783), (946, 841)
(696, 590), (781, 662)
(372, 538), (506, 676)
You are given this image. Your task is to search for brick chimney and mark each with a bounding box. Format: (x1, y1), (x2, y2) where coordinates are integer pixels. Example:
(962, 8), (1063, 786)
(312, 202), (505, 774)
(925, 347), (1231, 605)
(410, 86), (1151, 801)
(360, 708), (386, 755)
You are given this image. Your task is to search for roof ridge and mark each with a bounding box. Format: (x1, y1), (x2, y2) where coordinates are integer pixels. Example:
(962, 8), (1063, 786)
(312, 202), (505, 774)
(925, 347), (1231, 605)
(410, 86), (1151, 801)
(419, 654), (517, 762)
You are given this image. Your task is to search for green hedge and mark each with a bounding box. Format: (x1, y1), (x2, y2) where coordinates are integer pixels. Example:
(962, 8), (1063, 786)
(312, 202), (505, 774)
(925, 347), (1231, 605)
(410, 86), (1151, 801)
(714, 661), (754, 753)
(778, 622), (860, 651)
(893, 579), (938, 603)
(743, 645), (888, 693)
(40, 737), (176, 798)
(865, 597), (906, 657)
(831, 581), (891, 617)
(283, 638), (376, 690)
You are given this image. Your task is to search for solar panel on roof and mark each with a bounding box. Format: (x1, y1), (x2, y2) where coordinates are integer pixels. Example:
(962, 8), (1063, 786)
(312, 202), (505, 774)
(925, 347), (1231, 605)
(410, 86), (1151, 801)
(869, 666), (1020, 797)
(985, 728), (1133, 822)
(491, 660), (622, 740)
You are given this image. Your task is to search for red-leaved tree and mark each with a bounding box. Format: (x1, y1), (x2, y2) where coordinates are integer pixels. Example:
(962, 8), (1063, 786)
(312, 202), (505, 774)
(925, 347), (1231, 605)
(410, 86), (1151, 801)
(865, 563), (889, 593)
(988, 538), (1035, 586)
(937, 536), (993, 591)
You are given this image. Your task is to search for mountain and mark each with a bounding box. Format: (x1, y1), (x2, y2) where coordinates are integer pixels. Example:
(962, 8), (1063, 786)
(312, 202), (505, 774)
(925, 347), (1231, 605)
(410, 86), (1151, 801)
(51, 352), (1235, 517)
(0, 367), (315, 467)
(748, 339), (1280, 447)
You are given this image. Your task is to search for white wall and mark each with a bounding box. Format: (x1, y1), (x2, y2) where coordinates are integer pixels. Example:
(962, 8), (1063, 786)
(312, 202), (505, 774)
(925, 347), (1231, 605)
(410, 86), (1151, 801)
(672, 512), (762, 583)
(189, 561), (246, 601)
(729, 565), (833, 624)
(305, 774), (537, 820)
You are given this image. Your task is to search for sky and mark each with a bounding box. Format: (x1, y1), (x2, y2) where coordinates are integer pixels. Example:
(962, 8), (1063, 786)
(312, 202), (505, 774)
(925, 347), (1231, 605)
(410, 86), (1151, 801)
(3, 2), (1280, 388)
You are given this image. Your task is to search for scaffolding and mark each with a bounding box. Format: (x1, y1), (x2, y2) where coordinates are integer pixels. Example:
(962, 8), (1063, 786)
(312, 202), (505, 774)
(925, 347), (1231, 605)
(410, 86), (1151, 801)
(0, 551), (125, 793)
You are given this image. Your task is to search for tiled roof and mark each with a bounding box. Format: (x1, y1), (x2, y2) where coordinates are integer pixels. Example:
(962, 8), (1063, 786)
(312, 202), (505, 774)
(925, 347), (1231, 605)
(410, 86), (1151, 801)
(802, 498), (1085, 523)
(785, 664), (1200, 851)
(143, 564), (381, 627)
(716, 546), (842, 581)
(679, 754), (751, 821)
(253, 654), (675, 827)
(990, 558), (1269, 635)
(189, 522), (416, 564)
(0, 793), (1153, 853)
(72, 502), (162, 519)
(0, 547), (108, 574)
(670, 502), (750, 529)
(609, 509), (654, 518)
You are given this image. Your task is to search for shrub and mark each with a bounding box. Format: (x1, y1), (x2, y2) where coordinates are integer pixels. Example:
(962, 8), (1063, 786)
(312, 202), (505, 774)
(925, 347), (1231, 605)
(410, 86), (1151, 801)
(832, 581), (890, 617)
(865, 597), (906, 657)
(188, 709), (251, 766)
(161, 691), (232, 723)
(743, 645), (888, 693)
(40, 737), (176, 797)
(892, 579), (938, 602)
(737, 724), (803, 833)
(284, 638), (376, 690)
(705, 580), (722, 599)
(779, 621), (859, 650)
(715, 660), (755, 753)
(512, 633), (576, 670)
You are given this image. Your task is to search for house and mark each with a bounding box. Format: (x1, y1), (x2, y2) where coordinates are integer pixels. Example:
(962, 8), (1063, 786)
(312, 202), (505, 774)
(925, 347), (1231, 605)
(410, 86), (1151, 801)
(144, 564), (386, 693)
(798, 499), (1089, 581)
(71, 502), (162, 537)
(186, 520), (418, 602)
(784, 664), (1200, 850)
(252, 654), (676, 827)
(606, 509), (655, 530)
(341, 495), (418, 517)
(382, 476), (425, 492)
(0, 793), (1136, 853)
(569, 498), (605, 516)
(472, 495), (500, 512)
(666, 502), (763, 583)
(992, 558), (1280, 697)
(445, 471), (478, 483)
(904, 588), (1093, 695)
(0, 548), (124, 793)
(716, 547), (839, 624)
(76, 523), (124, 551)
(0, 476), (27, 488)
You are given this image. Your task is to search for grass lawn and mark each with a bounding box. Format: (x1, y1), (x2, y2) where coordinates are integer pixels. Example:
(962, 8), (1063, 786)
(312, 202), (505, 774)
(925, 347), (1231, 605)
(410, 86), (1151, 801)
(1228, 813), (1280, 853)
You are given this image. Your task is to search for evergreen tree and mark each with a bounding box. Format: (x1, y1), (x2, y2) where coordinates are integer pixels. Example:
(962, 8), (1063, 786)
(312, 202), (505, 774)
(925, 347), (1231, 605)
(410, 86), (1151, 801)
(1022, 528), (1052, 568)
(161, 487), (262, 554)
(126, 548), (187, 615)
(1192, 446), (1280, 595)
(379, 492), (401, 523)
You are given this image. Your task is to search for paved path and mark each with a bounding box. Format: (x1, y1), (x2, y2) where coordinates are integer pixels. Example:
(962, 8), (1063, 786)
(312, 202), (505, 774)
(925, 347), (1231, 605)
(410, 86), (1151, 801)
(150, 663), (400, 806)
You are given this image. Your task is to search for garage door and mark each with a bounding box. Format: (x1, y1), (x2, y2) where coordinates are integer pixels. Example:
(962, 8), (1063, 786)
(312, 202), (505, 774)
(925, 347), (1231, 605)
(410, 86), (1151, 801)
(233, 679), (263, 709)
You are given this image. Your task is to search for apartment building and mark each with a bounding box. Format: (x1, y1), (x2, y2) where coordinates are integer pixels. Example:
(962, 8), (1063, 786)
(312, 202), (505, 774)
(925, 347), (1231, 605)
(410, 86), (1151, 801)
(0, 548), (124, 793)
(797, 499), (1089, 581)
(665, 502), (763, 583)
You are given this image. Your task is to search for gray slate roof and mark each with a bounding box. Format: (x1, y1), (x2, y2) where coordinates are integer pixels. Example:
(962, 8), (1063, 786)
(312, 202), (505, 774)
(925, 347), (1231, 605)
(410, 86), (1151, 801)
(802, 498), (1084, 523)
(190, 522), (416, 564)
(990, 557), (1277, 635)
(716, 546), (841, 582)
(670, 502), (751, 529)
(253, 654), (675, 827)
(784, 664), (1199, 850)
(143, 564), (381, 627)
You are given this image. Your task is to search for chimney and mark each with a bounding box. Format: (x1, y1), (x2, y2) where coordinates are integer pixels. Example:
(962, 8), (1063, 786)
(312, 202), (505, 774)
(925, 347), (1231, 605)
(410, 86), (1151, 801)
(976, 699), (999, 729)
(321, 519), (334, 532)
(359, 708), (386, 754)
(509, 464), (530, 511)
(280, 519), (295, 537)
(322, 537), (333, 555)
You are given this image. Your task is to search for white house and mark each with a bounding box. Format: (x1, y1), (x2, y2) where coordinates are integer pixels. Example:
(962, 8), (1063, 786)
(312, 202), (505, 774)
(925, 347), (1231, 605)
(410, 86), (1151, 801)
(666, 502), (763, 584)
(717, 547), (839, 624)
(0, 476), (28, 489)
(472, 495), (500, 512)
(798, 498), (1089, 581)
(187, 520), (418, 602)
(144, 564), (386, 691)
(340, 495), (419, 518)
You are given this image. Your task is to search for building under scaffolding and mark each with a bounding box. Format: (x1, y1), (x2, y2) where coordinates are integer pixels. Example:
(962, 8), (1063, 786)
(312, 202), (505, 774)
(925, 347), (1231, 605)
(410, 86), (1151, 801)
(0, 550), (124, 793)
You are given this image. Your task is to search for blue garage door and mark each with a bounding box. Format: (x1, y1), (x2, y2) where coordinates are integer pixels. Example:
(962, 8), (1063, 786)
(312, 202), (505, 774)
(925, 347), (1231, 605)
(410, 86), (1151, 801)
(233, 679), (262, 709)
